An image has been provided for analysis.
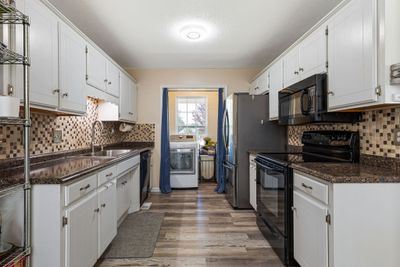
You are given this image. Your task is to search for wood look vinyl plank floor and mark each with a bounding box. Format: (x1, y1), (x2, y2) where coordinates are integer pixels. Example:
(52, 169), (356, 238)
(97, 184), (285, 267)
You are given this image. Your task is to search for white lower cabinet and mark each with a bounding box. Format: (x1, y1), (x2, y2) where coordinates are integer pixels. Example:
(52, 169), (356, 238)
(249, 155), (257, 210)
(98, 180), (117, 256)
(64, 191), (98, 267)
(31, 155), (141, 267)
(293, 190), (328, 267)
(293, 171), (400, 267)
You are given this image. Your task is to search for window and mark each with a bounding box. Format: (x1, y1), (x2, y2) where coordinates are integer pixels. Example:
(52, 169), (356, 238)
(176, 96), (207, 139)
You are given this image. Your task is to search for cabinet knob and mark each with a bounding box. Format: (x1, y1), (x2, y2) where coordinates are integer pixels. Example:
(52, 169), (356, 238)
(108, 81), (112, 85)
(62, 92), (69, 98)
(299, 67), (304, 72)
(294, 71), (299, 75)
(128, 112), (133, 115)
(52, 89), (60, 94)
(94, 208), (100, 213)
(104, 79), (108, 83)
(327, 91), (335, 96)
(292, 206), (297, 212)
(101, 203), (106, 208)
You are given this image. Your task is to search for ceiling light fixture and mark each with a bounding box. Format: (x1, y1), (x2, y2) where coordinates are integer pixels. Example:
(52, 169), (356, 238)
(180, 25), (207, 41)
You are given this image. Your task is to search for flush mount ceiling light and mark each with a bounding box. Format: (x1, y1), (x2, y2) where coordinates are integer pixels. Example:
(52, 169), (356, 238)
(180, 25), (207, 41)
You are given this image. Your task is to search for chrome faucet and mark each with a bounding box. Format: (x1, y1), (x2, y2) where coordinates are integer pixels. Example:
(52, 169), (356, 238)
(91, 120), (104, 153)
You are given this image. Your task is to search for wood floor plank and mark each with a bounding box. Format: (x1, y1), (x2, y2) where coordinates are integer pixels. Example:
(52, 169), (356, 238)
(97, 184), (284, 267)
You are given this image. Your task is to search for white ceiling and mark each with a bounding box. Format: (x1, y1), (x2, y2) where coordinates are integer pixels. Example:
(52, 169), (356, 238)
(47, 0), (342, 69)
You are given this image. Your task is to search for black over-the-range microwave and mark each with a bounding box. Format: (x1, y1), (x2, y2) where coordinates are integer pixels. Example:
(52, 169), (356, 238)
(278, 74), (361, 125)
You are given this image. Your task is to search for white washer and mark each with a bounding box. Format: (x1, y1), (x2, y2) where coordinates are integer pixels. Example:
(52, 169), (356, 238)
(170, 135), (199, 188)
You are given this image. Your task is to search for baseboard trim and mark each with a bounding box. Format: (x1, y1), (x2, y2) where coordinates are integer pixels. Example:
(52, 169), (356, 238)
(150, 187), (161, 193)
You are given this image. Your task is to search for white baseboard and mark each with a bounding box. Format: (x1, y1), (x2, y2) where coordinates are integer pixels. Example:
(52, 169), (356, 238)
(150, 187), (161, 193)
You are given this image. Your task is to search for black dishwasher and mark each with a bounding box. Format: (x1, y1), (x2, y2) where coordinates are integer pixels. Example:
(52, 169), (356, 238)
(140, 151), (151, 205)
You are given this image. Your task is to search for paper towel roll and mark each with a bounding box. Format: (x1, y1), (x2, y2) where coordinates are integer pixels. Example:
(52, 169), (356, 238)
(0, 96), (20, 118)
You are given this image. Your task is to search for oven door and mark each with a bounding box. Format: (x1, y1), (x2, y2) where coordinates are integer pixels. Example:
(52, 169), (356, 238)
(255, 158), (287, 235)
(170, 148), (196, 174)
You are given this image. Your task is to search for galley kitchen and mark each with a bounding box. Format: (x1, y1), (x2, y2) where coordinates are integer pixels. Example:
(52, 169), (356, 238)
(0, 0), (399, 267)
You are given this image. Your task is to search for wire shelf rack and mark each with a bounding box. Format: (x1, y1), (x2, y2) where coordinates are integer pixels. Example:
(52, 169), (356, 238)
(0, 43), (29, 65)
(0, 0), (29, 24)
(0, 247), (29, 267)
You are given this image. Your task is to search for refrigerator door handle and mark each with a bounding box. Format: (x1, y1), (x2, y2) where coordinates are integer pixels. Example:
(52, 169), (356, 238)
(222, 109), (229, 150)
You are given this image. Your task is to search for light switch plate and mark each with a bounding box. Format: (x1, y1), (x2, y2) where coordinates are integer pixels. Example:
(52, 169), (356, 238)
(53, 129), (63, 144)
(394, 128), (400, 146)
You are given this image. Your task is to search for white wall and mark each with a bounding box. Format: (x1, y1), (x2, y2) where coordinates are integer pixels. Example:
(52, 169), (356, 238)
(127, 68), (260, 189)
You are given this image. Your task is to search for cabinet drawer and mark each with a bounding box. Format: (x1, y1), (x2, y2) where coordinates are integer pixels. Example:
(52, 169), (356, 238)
(98, 165), (118, 186)
(117, 156), (139, 175)
(294, 172), (328, 204)
(65, 174), (97, 206)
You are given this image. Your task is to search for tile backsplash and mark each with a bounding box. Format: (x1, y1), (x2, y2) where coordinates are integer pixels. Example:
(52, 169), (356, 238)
(288, 107), (400, 158)
(0, 98), (155, 159)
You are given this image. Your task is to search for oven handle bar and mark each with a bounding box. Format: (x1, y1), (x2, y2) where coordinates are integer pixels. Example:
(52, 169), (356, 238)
(254, 158), (284, 173)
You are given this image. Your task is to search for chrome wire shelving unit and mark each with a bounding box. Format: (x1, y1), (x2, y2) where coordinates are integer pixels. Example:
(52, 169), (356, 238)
(0, 0), (31, 266)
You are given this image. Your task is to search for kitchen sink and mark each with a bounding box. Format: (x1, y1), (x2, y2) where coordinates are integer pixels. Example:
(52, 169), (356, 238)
(83, 149), (133, 157)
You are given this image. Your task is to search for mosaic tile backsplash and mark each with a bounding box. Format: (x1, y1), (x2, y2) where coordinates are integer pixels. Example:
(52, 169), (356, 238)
(0, 98), (155, 159)
(288, 107), (400, 158)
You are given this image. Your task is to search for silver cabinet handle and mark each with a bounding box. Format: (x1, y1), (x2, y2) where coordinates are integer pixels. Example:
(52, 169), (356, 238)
(128, 112), (134, 115)
(294, 71), (299, 75)
(101, 203), (106, 208)
(79, 184), (90, 191)
(106, 172), (113, 177)
(299, 67), (304, 72)
(104, 79), (108, 83)
(328, 91), (334, 96)
(108, 81), (112, 85)
(62, 92), (68, 98)
(52, 89), (60, 94)
(301, 183), (313, 190)
(292, 206), (297, 212)
(94, 208), (100, 213)
(122, 181), (128, 185)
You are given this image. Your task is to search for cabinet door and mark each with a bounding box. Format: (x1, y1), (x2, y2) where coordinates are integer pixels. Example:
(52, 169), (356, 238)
(119, 73), (131, 122)
(269, 60), (283, 120)
(327, 0), (377, 110)
(249, 156), (257, 210)
(257, 72), (269, 95)
(283, 47), (299, 87)
(86, 45), (107, 91)
(131, 80), (138, 122)
(249, 79), (257, 95)
(65, 192), (98, 267)
(117, 174), (131, 220)
(58, 22), (87, 114)
(298, 26), (327, 79)
(98, 181), (117, 256)
(293, 190), (328, 267)
(106, 62), (120, 97)
(25, 0), (59, 108)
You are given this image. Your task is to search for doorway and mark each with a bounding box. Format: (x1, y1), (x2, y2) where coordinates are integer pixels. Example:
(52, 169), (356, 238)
(168, 89), (218, 184)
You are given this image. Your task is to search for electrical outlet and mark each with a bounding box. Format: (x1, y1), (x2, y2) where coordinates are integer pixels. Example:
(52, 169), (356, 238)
(53, 129), (63, 144)
(394, 128), (400, 146)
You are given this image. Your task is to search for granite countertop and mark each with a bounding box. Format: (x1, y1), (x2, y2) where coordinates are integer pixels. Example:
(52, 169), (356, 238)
(0, 142), (154, 190)
(291, 155), (400, 183)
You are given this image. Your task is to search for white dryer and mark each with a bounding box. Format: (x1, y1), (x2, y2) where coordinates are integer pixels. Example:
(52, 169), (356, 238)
(170, 135), (199, 188)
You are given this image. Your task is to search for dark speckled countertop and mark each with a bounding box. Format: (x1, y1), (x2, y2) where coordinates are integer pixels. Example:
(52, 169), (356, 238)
(291, 154), (400, 183)
(0, 142), (154, 190)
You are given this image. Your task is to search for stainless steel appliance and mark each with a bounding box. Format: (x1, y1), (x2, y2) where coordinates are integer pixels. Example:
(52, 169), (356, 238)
(223, 93), (287, 209)
(255, 131), (360, 266)
(279, 74), (361, 125)
(140, 151), (151, 205)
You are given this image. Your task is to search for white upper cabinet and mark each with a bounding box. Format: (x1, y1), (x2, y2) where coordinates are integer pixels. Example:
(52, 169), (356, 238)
(298, 26), (327, 80)
(106, 62), (120, 97)
(327, 0), (377, 110)
(25, 0), (59, 109)
(283, 26), (327, 88)
(86, 44), (107, 91)
(58, 22), (87, 114)
(131, 81), (138, 122)
(283, 46), (300, 88)
(269, 60), (283, 120)
(250, 71), (268, 95)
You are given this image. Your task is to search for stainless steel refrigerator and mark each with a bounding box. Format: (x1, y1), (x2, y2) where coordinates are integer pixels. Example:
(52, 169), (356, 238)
(223, 93), (287, 209)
